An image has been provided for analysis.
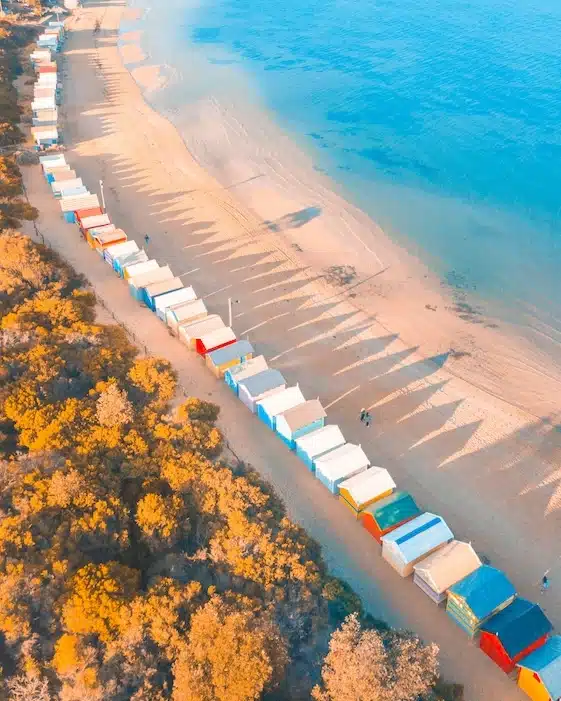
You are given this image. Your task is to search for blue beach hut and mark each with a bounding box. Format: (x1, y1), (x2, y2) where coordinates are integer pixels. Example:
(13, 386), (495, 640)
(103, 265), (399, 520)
(224, 355), (268, 394)
(237, 369), (286, 413)
(206, 340), (254, 378)
(154, 286), (197, 321)
(446, 565), (516, 637)
(256, 385), (305, 430)
(294, 424), (346, 471)
(128, 266), (173, 303)
(142, 277), (184, 310)
(275, 399), (327, 448)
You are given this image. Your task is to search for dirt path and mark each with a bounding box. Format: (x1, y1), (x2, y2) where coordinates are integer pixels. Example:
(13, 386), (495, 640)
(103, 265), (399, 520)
(20, 1), (560, 697)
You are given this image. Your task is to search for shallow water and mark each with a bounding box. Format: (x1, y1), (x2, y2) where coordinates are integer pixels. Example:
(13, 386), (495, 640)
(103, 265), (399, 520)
(122, 0), (561, 340)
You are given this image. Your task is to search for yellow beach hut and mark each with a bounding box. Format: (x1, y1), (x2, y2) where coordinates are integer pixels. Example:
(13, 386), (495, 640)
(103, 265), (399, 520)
(338, 466), (396, 518)
(516, 635), (561, 701)
(205, 340), (254, 378)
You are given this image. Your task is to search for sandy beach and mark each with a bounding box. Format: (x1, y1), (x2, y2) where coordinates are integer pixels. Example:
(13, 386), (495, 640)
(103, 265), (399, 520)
(20, 0), (561, 697)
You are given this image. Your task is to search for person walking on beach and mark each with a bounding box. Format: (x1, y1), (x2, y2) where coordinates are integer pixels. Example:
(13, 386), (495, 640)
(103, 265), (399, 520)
(364, 412), (372, 428)
(541, 570), (551, 594)
(360, 408), (367, 423)
(144, 234), (150, 245)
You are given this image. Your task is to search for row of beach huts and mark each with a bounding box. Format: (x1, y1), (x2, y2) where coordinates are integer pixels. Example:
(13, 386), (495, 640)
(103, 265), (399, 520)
(31, 24), (561, 701)
(29, 22), (65, 151)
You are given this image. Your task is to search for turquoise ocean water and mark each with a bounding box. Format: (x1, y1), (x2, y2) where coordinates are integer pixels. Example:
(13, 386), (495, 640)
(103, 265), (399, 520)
(125, 0), (561, 339)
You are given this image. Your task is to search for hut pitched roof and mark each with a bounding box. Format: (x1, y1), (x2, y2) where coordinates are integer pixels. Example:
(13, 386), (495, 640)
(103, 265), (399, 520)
(239, 369), (285, 397)
(480, 598), (552, 658)
(381, 513), (453, 565)
(363, 490), (420, 531)
(413, 540), (481, 594)
(280, 399), (326, 431)
(208, 340), (254, 366)
(448, 566), (516, 619)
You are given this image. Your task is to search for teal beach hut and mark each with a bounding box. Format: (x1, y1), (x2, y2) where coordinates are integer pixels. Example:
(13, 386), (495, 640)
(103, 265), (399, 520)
(256, 385), (305, 430)
(275, 399), (327, 449)
(446, 565), (516, 637)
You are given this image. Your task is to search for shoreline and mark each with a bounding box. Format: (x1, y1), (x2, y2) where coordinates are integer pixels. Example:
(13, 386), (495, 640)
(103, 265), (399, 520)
(22, 1), (561, 695)
(118, 3), (561, 423)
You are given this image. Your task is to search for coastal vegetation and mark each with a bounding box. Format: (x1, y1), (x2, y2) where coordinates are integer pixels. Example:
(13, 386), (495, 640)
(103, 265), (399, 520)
(0, 232), (463, 700)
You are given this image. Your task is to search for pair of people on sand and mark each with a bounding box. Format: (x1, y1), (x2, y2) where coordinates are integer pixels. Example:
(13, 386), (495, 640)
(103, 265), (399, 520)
(360, 408), (371, 427)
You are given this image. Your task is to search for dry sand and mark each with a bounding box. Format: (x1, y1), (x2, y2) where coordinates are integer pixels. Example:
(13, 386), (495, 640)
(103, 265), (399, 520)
(20, 0), (561, 697)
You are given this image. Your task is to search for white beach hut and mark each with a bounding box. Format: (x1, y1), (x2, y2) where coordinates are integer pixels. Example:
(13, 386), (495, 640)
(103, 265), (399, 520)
(167, 298), (208, 334)
(177, 315), (224, 349)
(381, 512), (454, 578)
(314, 443), (370, 495)
(143, 277), (184, 310)
(33, 109), (59, 127)
(225, 355), (268, 394)
(80, 214), (111, 232)
(338, 466), (397, 517)
(413, 540), (481, 604)
(294, 424), (346, 471)
(195, 326), (236, 356)
(154, 286), (197, 321)
(60, 194), (100, 223)
(275, 399), (327, 449)
(103, 240), (139, 267)
(256, 385), (306, 430)
(129, 266), (173, 302)
(51, 178), (83, 197)
(123, 259), (159, 280)
(237, 369), (286, 413)
(49, 168), (76, 182)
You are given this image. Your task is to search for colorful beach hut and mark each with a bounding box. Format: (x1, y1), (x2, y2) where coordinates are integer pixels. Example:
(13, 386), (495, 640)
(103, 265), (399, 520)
(446, 565), (516, 637)
(103, 240), (138, 267)
(275, 399), (327, 448)
(52, 178), (83, 198)
(31, 126), (59, 149)
(167, 299), (208, 334)
(413, 540), (481, 604)
(40, 153), (66, 180)
(360, 490), (421, 544)
(224, 355), (268, 394)
(114, 249), (147, 277)
(123, 259), (159, 281)
(142, 277), (184, 310)
(237, 369), (286, 413)
(93, 229), (128, 256)
(256, 385), (305, 430)
(178, 315), (224, 349)
(154, 286), (197, 321)
(60, 196), (100, 223)
(315, 443), (369, 495)
(338, 466), (396, 517)
(79, 214), (111, 236)
(479, 598), (552, 674)
(294, 424), (346, 471)
(85, 224), (115, 248)
(195, 326), (236, 356)
(516, 635), (561, 701)
(381, 512), (453, 578)
(129, 266), (173, 302)
(205, 340), (254, 378)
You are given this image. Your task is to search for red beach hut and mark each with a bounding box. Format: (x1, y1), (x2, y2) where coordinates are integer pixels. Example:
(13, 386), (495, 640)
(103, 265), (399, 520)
(479, 598), (552, 674)
(195, 326), (236, 356)
(75, 207), (103, 237)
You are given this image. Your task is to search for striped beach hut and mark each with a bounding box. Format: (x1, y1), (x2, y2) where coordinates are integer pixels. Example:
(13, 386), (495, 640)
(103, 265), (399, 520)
(238, 369), (286, 413)
(256, 385), (305, 430)
(360, 490), (421, 544)
(167, 298), (208, 334)
(178, 315), (224, 349)
(315, 443), (369, 495)
(103, 240), (138, 267)
(479, 598), (552, 674)
(60, 196), (101, 223)
(142, 277), (184, 310)
(413, 540), (481, 604)
(79, 214), (111, 237)
(446, 565), (516, 637)
(129, 266), (173, 302)
(224, 355), (268, 394)
(516, 635), (561, 701)
(275, 399), (327, 449)
(338, 466), (396, 518)
(195, 326), (236, 356)
(381, 512), (453, 578)
(154, 286), (197, 321)
(294, 424), (346, 471)
(123, 259), (159, 280)
(206, 340), (254, 378)
(85, 224), (115, 248)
